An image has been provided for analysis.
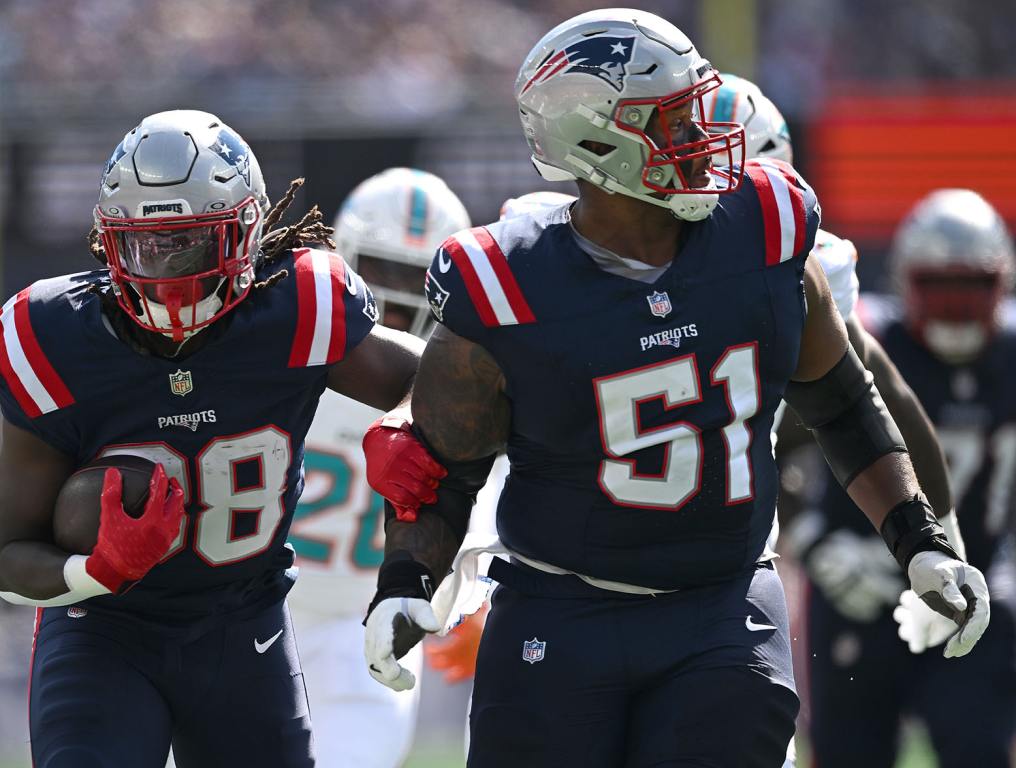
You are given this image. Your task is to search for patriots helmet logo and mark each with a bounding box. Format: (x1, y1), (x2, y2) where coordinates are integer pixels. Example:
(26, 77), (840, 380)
(522, 36), (636, 95)
(212, 127), (253, 187)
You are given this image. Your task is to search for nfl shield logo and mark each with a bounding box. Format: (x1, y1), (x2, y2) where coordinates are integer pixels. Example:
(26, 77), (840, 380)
(647, 291), (672, 318)
(169, 369), (193, 397)
(67, 606), (87, 619)
(522, 637), (546, 664)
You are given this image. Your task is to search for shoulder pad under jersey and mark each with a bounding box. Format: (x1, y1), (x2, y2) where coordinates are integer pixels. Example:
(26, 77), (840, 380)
(284, 247), (377, 368)
(812, 228), (860, 320)
(424, 224), (538, 343)
(740, 158), (821, 268)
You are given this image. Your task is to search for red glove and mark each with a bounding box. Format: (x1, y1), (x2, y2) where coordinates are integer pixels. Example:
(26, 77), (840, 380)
(85, 464), (185, 593)
(424, 604), (488, 684)
(363, 414), (447, 523)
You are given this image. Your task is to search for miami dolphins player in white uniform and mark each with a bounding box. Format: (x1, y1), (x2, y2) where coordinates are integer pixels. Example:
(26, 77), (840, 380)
(286, 168), (470, 768)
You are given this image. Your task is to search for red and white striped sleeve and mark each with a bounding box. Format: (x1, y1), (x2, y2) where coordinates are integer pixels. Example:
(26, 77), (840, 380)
(0, 287), (75, 419)
(426, 226), (535, 340)
(743, 158), (820, 267)
(288, 248), (376, 368)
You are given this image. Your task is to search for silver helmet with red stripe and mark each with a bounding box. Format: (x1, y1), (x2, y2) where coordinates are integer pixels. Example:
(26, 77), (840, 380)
(515, 8), (745, 221)
(891, 189), (1014, 362)
(333, 167), (470, 337)
(94, 110), (270, 342)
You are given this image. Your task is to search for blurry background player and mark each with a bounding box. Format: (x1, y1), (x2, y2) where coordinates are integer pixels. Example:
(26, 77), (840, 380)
(0, 112), (440, 768)
(795, 190), (1016, 768)
(699, 73), (966, 768)
(286, 167), (470, 768)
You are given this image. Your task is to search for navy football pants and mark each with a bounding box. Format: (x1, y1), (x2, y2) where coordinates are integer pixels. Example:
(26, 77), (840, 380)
(807, 580), (1016, 768)
(29, 599), (314, 768)
(468, 560), (799, 768)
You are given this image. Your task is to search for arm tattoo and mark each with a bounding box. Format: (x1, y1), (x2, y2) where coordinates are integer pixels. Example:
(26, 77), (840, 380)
(412, 326), (510, 462)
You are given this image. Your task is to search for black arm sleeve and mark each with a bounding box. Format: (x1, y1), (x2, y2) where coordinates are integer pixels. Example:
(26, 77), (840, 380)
(783, 345), (907, 488)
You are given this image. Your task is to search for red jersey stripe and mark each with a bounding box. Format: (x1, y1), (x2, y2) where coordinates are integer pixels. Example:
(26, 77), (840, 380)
(442, 238), (499, 327)
(288, 248), (317, 367)
(326, 253), (348, 364)
(745, 165), (782, 266)
(0, 328), (41, 418)
(471, 227), (536, 323)
(12, 290), (74, 409)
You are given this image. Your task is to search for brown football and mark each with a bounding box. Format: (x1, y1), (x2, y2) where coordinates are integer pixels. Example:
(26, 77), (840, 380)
(53, 455), (158, 555)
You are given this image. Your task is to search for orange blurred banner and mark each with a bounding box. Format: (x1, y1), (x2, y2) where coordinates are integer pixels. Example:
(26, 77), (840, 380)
(809, 86), (1016, 241)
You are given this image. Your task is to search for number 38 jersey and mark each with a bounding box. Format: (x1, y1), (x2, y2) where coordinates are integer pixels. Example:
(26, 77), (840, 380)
(425, 160), (820, 590)
(0, 248), (377, 621)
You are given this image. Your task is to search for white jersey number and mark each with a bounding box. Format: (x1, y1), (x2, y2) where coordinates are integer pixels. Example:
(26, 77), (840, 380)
(98, 425), (291, 566)
(594, 344), (760, 510)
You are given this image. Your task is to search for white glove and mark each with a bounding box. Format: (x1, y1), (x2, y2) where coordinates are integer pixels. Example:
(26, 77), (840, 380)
(807, 530), (905, 622)
(364, 596), (440, 691)
(893, 588), (960, 654)
(906, 550), (991, 658)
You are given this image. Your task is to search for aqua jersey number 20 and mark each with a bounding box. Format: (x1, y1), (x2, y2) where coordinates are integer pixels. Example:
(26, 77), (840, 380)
(289, 448), (385, 569)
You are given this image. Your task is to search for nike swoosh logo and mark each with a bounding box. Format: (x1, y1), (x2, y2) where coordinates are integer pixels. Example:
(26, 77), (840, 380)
(438, 250), (452, 273)
(254, 629), (284, 654)
(745, 616), (778, 632)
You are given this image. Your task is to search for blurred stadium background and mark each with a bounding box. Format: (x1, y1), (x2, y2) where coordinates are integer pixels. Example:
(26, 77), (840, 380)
(1, 0), (1015, 765)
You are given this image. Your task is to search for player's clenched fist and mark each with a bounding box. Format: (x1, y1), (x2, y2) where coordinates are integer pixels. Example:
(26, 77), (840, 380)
(85, 464), (185, 594)
(363, 412), (446, 522)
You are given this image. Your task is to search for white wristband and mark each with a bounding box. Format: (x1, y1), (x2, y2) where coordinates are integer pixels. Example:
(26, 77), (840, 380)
(0, 555), (111, 608)
(939, 511), (967, 562)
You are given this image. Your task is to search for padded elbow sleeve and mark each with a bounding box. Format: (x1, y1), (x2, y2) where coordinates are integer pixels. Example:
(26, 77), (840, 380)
(383, 426), (497, 542)
(784, 346), (907, 487)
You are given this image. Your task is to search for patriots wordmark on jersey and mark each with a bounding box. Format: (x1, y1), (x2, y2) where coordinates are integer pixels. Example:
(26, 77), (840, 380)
(425, 159), (820, 590)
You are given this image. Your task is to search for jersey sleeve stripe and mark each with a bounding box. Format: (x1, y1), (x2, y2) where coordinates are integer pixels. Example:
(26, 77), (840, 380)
(761, 166), (806, 264)
(289, 248), (350, 366)
(442, 237), (500, 327)
(0, 289), (74, 417)
(325, 252), (348, 363)
(471, 227), (536, 324)
(288, 248), (317, 367)
(745, 165), (783, 266)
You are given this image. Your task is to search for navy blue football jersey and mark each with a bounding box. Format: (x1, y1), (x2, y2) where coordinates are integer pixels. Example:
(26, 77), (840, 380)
(425, 160), (820, 589)
(821, 296), (1016, 572)
(0, 247), (377, 620)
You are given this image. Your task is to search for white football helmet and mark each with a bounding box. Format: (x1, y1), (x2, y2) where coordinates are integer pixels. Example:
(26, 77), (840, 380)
(890, 189), (1015, 362)
(699, 74), (792, 163)
(95, 110), (269, 342)
(515, 8), (745, 222)
(333, 168), (470, 337)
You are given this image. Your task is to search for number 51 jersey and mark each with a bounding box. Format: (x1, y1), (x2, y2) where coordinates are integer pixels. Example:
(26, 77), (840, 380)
(425, 160), (820, 591)
(0, 248), (377, 621)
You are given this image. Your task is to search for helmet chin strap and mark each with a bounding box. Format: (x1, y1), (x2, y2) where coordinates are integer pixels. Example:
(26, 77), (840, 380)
(135, 282), (225, 342)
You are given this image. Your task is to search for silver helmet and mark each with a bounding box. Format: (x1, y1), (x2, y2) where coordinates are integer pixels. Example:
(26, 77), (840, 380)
(515, 8), (745, 222)
(94, 110), (270, 341)
(699, 74), (792, 163)
(333, 168), (470, 337)
(890, 189), (1015, 362)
